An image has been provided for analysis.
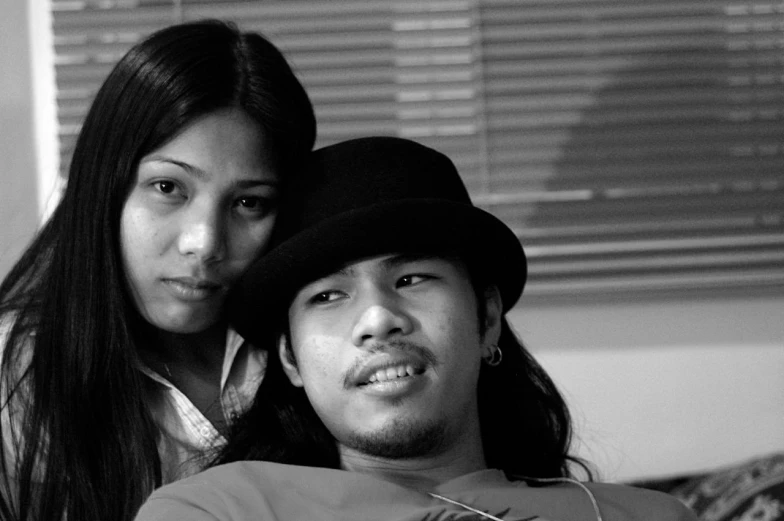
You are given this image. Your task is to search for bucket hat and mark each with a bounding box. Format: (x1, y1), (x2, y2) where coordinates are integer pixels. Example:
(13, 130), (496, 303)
(230, 137), (526, 339)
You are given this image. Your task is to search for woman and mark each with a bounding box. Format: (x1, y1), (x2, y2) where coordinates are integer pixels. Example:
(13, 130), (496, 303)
(0, 19), (315, 521)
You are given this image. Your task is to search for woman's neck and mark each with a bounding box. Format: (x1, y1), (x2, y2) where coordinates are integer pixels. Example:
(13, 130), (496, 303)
(139, 320), (228, 376)
(138, 320), (230, 433)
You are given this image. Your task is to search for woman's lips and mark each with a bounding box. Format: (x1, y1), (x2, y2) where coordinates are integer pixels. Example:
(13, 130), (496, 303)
(163, 277), (222, 301)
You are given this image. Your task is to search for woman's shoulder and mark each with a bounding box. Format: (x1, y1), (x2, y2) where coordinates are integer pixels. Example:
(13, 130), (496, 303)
(0, 311), (16, 344)
(0, 311), (34, 371)
(585, 481), (697, 521)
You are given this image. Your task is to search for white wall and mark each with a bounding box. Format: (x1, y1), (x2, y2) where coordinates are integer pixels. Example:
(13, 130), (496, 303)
(510, 295), (784, 482)
(0, 1), (41, 278)
(3, 2), (783, 485)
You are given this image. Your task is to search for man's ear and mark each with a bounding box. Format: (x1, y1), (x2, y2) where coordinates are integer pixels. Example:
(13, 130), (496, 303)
(278, 334), (304, 387)
(481, 285), (503, 348)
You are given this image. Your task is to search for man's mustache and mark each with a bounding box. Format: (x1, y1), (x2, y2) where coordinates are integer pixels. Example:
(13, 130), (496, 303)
(343, 340), (438, 388)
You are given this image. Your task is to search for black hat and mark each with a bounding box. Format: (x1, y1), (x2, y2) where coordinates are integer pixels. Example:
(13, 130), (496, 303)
(230, 137), (526, 339)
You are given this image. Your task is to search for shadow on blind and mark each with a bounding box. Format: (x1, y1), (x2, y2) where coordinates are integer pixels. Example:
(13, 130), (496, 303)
(48, 0), (784, 303)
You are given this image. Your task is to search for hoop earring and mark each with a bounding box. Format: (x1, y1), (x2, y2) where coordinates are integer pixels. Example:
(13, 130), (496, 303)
(483, 344), (503, 367)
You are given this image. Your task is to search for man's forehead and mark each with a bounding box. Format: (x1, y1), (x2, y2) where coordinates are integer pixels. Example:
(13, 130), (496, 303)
(319, 252), (460, 280)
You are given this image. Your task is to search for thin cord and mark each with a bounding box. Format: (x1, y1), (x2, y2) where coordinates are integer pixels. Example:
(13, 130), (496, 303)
(428, 475), (603, 521)
(514, 476), (604, 521)
(427, 492), (506, 521)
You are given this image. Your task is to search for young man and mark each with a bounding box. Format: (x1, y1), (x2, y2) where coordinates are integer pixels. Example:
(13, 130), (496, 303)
(134, 137), (695, 521)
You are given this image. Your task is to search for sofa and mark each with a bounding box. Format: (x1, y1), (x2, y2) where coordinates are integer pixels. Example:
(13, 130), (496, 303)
(631, 452), (784, 521)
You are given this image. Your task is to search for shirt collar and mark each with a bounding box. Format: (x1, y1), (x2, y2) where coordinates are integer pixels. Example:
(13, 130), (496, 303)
(138, 327), (248, 389)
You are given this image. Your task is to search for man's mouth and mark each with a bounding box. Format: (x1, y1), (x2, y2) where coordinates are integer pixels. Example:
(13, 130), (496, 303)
(358, 363), (426, 386)
(346, 341), (436, 389)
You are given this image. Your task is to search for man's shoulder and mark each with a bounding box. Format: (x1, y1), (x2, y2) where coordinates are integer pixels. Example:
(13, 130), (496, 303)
(183, 460), (323, 487)
(136, 463), (382, 521)
(137, 462), (312, 520)
(166, 460), (349, 500)
(586, 482), (697, 521)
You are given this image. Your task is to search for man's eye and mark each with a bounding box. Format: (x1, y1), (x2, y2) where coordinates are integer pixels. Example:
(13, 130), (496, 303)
(397, 274), (432, 288)
(309, 291), (346, 304)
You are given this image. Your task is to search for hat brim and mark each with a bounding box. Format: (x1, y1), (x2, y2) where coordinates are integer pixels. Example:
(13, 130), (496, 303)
(230, 199), (526, 340)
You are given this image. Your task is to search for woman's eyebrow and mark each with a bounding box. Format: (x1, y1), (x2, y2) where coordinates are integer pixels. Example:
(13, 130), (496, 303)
(140, 155), (204, 177)
(139, 156), (279, 188)
(234, 179), (280, 189)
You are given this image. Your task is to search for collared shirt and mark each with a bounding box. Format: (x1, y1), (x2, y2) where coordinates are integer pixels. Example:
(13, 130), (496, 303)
(1, 315), (266, 485)
(139, 328), (267, 483)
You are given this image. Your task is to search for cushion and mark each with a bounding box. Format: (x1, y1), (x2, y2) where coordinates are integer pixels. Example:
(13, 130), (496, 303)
(667, 453), (784, 521)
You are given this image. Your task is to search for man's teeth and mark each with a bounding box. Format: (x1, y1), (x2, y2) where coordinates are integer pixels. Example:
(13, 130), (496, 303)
(367, 365), (417, 384)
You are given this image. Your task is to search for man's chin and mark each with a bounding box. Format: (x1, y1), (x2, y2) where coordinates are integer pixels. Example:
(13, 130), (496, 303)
(342, 418), (446, 460)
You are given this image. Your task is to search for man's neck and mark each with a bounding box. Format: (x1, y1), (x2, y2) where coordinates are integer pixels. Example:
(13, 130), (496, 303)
(338, 437), (488, 491)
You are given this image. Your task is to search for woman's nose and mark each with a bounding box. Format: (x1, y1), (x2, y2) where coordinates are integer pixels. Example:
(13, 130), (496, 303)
(177, 206), (225, 264)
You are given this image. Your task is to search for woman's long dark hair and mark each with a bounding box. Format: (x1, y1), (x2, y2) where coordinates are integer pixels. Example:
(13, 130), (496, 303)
(0, 19), (315, 521)
(215, 316), (588, 481)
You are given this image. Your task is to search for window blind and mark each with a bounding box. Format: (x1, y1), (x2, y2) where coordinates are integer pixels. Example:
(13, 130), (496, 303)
(50, 0), (784, 303)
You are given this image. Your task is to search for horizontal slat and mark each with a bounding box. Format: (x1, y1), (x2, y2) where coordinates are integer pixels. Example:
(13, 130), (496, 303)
(523, 269), (784, 301)
(485, 93), (784, 116)
(479, 2), (779, 23)
(482, 35), (780, 58)
(489, 189), (784, 218)
(52, 1), (471, 34)
(485, 141), (784, 163)
(525, 231), (784, 254)
(514, 215), (783, 239)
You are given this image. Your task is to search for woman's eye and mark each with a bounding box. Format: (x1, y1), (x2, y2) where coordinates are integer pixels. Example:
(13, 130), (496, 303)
(397, 274), (432, 288)
(152, 180), (183, 197)
(237, 196), (265, 210)
(235, 196), (275, 217)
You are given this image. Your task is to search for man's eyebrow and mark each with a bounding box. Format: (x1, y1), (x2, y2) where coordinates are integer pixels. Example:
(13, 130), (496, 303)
(381, 253), (445, 269)
(333, 265), (357, 277)
(321, 254), (445, 280)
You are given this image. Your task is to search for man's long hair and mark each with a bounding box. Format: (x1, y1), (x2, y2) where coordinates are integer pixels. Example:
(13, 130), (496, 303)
(479, 320), (587, 478)
(216, 315), (588, 480)
(0, 20), (315, 521)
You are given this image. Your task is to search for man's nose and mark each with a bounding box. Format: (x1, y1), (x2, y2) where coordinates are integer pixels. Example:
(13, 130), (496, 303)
(351, 292), (413, 347)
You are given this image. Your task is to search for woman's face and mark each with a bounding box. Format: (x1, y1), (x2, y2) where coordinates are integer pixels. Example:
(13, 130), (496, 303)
(120, 108), (280, 334)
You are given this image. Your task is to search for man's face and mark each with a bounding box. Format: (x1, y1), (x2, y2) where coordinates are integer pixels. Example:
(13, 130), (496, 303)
(281, 253), (502, 460)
